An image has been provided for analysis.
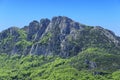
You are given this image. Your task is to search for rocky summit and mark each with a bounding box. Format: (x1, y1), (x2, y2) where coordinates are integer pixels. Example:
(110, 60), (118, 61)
(0, 16), (120, 57)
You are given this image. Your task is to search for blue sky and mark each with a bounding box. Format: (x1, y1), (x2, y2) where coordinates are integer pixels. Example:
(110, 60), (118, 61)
(0, 0), (120, 36)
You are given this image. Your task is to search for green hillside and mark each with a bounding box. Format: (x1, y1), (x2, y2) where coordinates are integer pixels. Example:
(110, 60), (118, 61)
(0, 48), (120, 80)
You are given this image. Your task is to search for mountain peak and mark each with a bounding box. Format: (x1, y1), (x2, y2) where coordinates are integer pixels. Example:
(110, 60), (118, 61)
(52, 16), (73, 22)
(0, 16), (120, 56)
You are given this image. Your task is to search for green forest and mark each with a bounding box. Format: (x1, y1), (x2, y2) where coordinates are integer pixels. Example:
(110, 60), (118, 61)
(0, 48), (120, 80)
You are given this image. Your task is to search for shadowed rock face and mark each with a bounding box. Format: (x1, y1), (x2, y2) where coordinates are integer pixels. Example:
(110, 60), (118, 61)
(0, 16), (120, 57)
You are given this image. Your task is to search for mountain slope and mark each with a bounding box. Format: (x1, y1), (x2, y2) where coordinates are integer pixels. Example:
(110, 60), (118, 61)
(0, 50), (120, 80)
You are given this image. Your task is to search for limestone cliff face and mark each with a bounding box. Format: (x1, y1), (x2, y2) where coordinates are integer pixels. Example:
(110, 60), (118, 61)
(0, 16), (120, 56)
